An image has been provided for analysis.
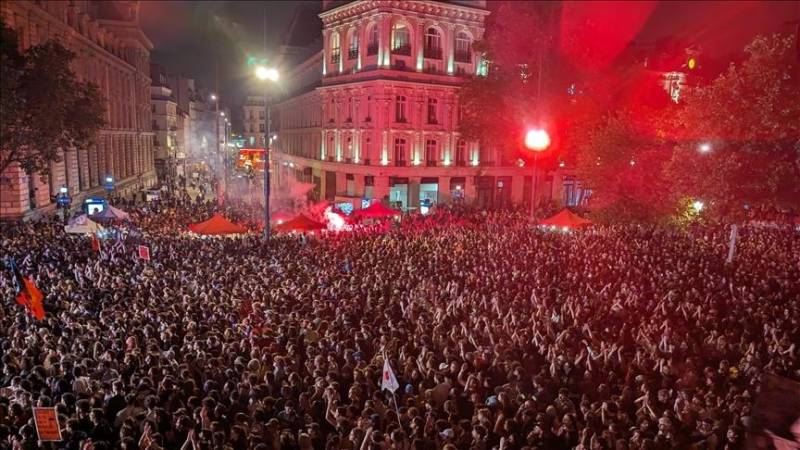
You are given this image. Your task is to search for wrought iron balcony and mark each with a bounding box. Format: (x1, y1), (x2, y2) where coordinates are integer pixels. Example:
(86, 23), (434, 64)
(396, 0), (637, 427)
(348, 47), (358, 60)
(424, 46), (443, 60)
(454, 50), (472, 63)
(367, 43), (378, 56)
(391, 45), (411, 56)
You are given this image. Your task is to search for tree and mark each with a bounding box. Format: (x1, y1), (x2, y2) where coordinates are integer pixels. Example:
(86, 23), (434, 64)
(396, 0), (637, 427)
(459, 2), (568, 161)
(0, 21), (105, 179)
(573, 108), (677, 224)
(665, 33), (800, 219)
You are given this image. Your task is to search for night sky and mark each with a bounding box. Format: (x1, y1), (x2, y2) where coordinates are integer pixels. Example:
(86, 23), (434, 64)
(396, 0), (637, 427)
(140, 0), (799, 125)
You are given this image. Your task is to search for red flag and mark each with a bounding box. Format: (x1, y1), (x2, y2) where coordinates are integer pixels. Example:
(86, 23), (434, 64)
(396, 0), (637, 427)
(91, 235), (101, 252)
(10, 260), (45, 320)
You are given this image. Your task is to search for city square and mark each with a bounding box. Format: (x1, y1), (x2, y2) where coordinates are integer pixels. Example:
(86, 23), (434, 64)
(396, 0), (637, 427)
(1, 1), (799, 450)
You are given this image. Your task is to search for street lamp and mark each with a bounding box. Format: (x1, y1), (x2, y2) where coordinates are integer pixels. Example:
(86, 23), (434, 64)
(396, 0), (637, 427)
(698, 143), (711, 153)
(255, 65), (280, 239)
(525, 128), (550, 222)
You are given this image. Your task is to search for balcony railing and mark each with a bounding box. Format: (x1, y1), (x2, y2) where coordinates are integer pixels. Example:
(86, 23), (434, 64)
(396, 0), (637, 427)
(367, 43), (378, 56)
(363, 158), (371, 165)
(455, 159), (466, 167)
(331, 49), (341, 64)
(348, 47), (358, 60)
(454, 50), (472, 63)
(395, 160), (406, 167)
(391, 45), (411, 56)
(426, 160), (437, 167)
(424, 46), (442, 60)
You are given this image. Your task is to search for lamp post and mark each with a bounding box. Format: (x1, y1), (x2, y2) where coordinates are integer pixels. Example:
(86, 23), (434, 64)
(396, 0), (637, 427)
(524, 128), (551, 222)
(255, 65), (279, 240)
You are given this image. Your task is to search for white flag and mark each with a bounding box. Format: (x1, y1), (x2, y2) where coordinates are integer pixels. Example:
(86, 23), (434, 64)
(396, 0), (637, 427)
(381, 357), (399, 393)
(726, 224), (738, 264)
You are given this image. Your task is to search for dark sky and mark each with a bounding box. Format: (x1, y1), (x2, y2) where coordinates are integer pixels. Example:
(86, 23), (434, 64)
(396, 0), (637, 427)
(140, 0), (798, 118)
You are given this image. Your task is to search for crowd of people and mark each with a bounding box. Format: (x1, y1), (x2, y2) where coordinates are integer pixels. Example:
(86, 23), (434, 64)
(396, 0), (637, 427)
(1, 190), (798, 450)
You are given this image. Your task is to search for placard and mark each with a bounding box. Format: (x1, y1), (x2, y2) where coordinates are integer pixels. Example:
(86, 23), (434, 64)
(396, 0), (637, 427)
(138, 245), (151, 261)
(33, 407), (62, 441)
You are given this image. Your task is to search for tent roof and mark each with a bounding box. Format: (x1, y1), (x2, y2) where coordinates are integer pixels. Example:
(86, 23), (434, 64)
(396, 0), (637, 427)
(353, 202), (401, 218)
(188, 213), (248, 235)
(538, 209), (592, 227)
(273, 214), (326, 233)
(90, 205), (130, 221)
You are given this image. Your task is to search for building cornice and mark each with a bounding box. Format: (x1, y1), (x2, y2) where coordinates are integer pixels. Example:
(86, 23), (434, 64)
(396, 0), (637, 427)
(320, 0), (489, 27)
(10, 1), (142, 74)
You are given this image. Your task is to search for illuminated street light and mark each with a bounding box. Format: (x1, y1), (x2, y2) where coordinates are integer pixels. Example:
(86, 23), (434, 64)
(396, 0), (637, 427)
(220, 112), (225, 117)
(210, 93), (217, 101)
(692, 200), (705, 212)
(254, 65), (280, 240)
(524, 128), (551, 222)
(699, 143), (711, 153)
(525, 129), (551, 151)
(255, 66), (279, 82)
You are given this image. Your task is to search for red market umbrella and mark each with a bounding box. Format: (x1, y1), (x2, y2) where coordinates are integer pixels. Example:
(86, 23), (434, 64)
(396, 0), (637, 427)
(273, 214), (326, 233)
(353, 202), (401, 218)
(538, 209), (592, 228)
(188, 213), (248, 235)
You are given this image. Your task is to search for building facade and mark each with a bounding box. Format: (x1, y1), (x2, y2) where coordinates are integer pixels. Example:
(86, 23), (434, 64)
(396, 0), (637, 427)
(242, 96), (267, 148)
(149, 72), (178, 181)
(271, 0), (541, 211)
(0, 0), (156, 219)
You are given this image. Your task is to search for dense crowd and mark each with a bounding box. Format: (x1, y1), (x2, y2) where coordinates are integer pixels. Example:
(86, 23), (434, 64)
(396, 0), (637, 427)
(1, 190), (799, 450)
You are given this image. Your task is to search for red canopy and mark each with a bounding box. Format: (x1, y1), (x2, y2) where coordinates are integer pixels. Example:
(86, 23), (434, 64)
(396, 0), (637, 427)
(273, 214), (326, 233)
(353, 202), (401, 218)
(188, 213), (248, 235)
(538, 209), (592, 227)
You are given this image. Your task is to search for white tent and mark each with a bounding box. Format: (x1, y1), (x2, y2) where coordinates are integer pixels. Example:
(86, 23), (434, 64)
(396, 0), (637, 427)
(64, 214), (103, 234)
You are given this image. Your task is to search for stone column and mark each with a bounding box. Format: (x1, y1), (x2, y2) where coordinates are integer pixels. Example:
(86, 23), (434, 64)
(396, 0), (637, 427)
(444, 24), (455, 75)
(373, 175), (390, 202)
(322, 29), (331, 76)
(415, 19), (424, 72)
(464, 176), (477, 204)
(438, 176), (451, 204)
(379, 13), (391, 67)
(408, 177), (420, 209)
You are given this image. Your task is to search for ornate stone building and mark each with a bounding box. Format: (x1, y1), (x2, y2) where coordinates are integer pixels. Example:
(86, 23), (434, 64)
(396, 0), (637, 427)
(0, 0), (155, 219)
(271, 0), (535, 211)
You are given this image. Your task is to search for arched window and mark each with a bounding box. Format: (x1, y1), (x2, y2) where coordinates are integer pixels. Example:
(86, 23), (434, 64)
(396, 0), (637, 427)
(348, 29), (359, 60)
(368, 25), (379, 55)
(425, 27), (442, 59)
(456, 140), (466, 166)
(455, 32), (472, 63)
(391, 23), (410, 55)
(330, 32), (341, 65)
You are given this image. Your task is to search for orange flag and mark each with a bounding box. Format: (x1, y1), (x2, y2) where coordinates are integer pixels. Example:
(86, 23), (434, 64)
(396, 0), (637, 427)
(10, 260), (45, 321)
(91, 235), (101, 252)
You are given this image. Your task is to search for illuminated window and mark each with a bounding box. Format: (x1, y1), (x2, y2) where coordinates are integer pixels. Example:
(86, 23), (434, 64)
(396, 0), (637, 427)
(395, 95), (407, 122)
(425, 139), (437, 166)
(330, 32), (341, 64)
(427, 98), (438, 124)
(392, 23), (410, 54)
(394, 138), (406, 166)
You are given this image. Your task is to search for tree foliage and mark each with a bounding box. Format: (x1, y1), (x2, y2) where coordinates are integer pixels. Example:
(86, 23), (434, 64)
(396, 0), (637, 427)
(0, 21), (105, 178)
(665, 33), (800, 218)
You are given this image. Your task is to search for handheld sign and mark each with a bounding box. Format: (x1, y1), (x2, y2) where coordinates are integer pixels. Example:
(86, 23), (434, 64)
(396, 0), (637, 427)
(33, 407), (62, 441)
(138, 245), (151, 261)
